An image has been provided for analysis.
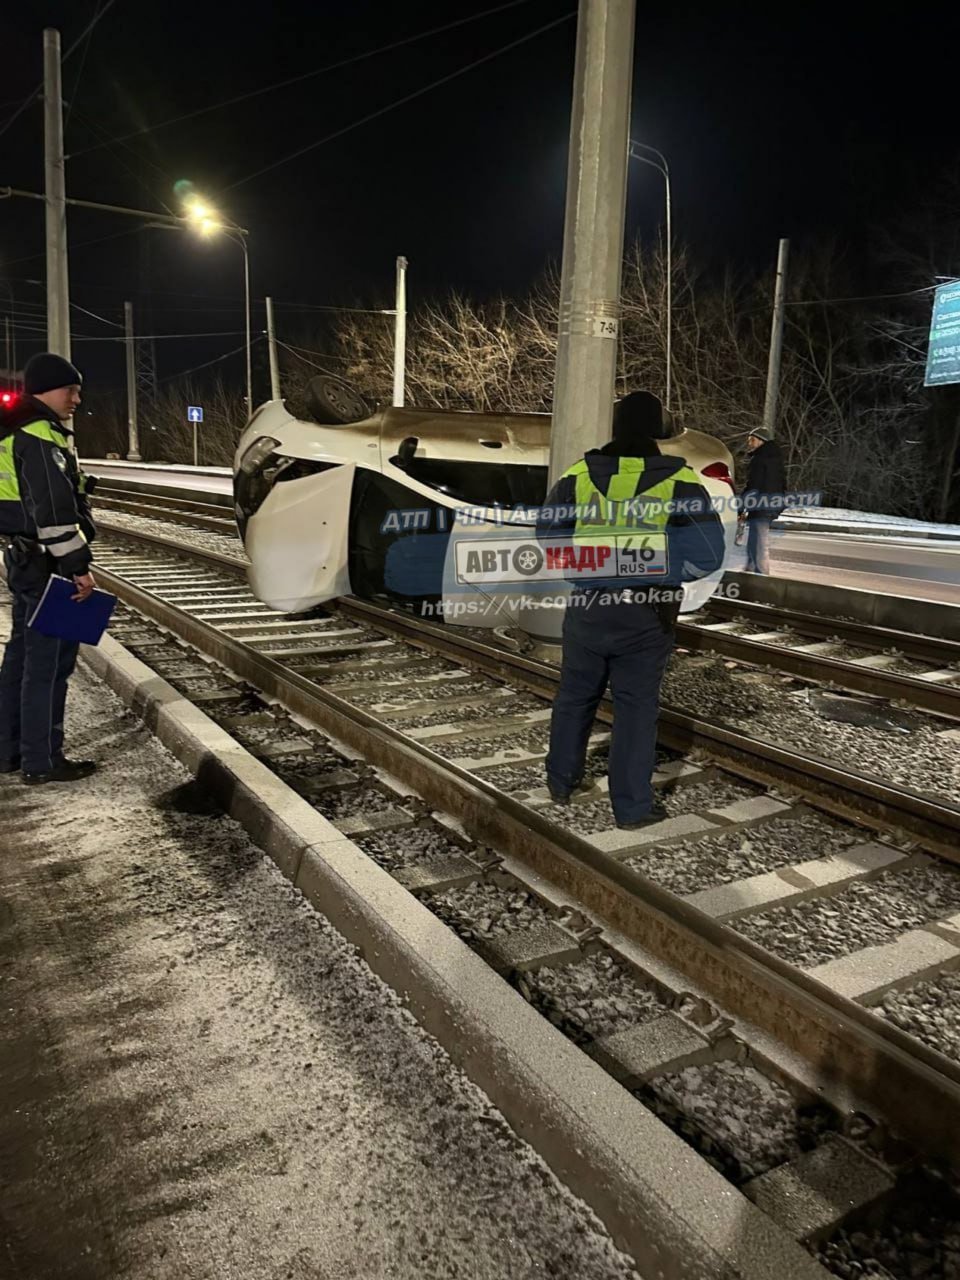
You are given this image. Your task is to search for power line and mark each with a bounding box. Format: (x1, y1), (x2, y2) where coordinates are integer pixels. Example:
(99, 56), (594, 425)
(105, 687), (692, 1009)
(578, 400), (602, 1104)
(0, 0), (121, 143)
(75, 329), (249, 342)
(159, 336), (263, 383)
(68, 107), (177, 209)
(71, 300), (123, 328)
(226, 10), (575, 191)
(64, 0), (103, 132)
(784, 283), (943, 307)
(0, 223), (143, 269)
(275, 339), (351, 368)
(68, 0), (539, 159)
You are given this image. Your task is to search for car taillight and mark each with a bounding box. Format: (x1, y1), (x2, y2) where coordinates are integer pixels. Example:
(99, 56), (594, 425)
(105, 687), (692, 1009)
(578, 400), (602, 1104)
(701, 461), (735, 490)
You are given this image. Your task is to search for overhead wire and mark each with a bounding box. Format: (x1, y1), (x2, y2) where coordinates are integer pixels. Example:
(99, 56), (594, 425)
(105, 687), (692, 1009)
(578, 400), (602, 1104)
(225, 10), (576, 190)
(784, 283), (943, 307)
(64, 0), (103, 132)
(71, 300), (123, 328)
(68, 0), (541, 158)
(0, 224), (144, 269)
(68, 106), (178, 211)
(159, 336), (264, 383)
(0, 0), (120, 142)
(75, 329), (249, 342)
(275, 339), (351, 368)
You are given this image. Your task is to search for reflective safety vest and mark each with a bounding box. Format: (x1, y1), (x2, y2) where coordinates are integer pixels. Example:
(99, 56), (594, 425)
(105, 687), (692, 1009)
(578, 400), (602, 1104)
(0, 416), (90, 564)
(562, 456), (701, 580)
(0, 418), (69, 507)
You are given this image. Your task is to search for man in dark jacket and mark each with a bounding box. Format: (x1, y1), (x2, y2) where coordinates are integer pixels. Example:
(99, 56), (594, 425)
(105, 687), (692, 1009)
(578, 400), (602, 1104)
(536, 390), (725, 829)
(739, 430), (786, 575)
(0, 353), (99, 783)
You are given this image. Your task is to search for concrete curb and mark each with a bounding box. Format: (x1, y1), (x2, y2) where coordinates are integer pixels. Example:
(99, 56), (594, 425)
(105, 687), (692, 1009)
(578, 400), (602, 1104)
(81, 632), (831, 1280)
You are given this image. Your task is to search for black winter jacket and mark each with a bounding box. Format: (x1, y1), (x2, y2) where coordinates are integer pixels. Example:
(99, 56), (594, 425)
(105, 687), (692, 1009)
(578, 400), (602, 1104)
(0, 395), (96, 576)
(741, 440), (786, 519)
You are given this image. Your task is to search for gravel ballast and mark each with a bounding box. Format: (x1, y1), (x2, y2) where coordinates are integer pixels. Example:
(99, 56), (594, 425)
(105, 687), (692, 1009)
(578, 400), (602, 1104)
(637, 1060), (835, 1185)
(815, 1170), (960, 1279)
(516, 951), (669, 1046)
(663, 655), (960, 805)
(356, 823), (474, 872)
(626, 810), (862, 897)
(425, 880), (555, 941)
(876, 970), (960, 1065)
(98, 507), (246, 559)
(734, 862), (960, 968)
(0, 621), (645, 1280)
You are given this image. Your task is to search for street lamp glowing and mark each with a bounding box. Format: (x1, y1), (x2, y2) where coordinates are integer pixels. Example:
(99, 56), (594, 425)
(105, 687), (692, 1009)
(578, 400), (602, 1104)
(176, 186), (253, 416)
(183, 196), (221, 234)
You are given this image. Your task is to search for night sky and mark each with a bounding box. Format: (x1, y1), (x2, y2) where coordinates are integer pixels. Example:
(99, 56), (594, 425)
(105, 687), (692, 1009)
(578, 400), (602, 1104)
(3, 0), (957, 395)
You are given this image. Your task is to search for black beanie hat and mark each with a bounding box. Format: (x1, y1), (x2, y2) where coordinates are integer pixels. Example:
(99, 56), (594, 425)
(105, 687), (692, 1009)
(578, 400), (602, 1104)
(612, 389), (664, 447)
(24, 352), (82, 396)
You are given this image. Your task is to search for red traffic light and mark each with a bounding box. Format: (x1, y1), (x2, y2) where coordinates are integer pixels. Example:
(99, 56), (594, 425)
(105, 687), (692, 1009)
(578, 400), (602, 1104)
(0, 391), (15, 404)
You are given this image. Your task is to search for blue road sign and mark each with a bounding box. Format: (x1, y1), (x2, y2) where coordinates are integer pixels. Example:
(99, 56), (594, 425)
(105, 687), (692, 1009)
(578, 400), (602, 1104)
(187, 405), (204, 423)
(925, 282), (960, 387)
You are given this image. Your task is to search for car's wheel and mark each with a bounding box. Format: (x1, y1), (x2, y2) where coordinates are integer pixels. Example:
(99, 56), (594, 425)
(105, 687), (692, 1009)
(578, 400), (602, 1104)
(306, 375), (368, 425)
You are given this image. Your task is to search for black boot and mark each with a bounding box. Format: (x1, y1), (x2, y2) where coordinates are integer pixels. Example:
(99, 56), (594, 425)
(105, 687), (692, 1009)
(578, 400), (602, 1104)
(616, 798), (668, 830)
(22, 759), (98, 786)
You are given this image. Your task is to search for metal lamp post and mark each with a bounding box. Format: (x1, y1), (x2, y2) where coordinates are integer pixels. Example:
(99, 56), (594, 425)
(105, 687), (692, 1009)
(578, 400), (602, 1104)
(182, 198), (253, 417)
(229, 229), (252, 417)
(628, 140), (672, 413)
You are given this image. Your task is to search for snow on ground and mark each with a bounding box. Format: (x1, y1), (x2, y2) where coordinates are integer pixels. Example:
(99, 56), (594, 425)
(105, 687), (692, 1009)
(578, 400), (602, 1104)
(0, 614), (643, 1280)
(786, 506), (960, 536)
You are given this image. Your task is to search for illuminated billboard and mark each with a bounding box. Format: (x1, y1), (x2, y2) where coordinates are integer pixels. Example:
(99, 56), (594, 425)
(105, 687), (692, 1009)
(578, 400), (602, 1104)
(925, 281), (960, 387)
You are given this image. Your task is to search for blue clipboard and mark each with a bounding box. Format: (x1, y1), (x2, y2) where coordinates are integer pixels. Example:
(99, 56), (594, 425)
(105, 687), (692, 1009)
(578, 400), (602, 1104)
(27, 574), (117, 646)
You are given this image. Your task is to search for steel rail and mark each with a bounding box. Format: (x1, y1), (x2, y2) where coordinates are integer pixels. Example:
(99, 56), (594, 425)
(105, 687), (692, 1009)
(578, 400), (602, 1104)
(94, 518), (960, 860)
(703, 597), (960, 666)
(675, 620), (960, 718)
(90, 553), (960, 1168)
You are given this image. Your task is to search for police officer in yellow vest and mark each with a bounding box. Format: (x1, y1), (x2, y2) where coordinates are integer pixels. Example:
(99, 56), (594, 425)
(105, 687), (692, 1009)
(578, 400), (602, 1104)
(537, 391), (725, 828)
(0, 353), (99, 784)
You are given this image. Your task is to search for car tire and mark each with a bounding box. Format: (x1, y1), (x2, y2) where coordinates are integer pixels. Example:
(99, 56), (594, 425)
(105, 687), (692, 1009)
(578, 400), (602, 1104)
(306, 375), (369, 425)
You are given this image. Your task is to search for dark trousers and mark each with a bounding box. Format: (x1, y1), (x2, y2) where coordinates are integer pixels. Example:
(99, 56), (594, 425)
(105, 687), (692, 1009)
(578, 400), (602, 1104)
(745, 516), (773, 574)
(0, 548), (79, 773)
(546, 596), (674, 824)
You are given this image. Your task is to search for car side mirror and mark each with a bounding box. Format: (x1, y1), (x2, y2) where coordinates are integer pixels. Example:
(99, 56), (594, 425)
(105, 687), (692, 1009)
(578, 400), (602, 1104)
(396, 436), (420, 469)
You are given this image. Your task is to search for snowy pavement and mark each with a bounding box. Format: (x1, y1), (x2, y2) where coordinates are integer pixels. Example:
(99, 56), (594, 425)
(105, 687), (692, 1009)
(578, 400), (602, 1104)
(0, 621), (642, 1280)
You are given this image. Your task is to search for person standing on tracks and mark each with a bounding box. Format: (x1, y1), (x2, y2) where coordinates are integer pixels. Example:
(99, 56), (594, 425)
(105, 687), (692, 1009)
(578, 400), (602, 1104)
(0, 353), (99, 784)
(537, 391), (725, 829)
(739, 429), (786, 575)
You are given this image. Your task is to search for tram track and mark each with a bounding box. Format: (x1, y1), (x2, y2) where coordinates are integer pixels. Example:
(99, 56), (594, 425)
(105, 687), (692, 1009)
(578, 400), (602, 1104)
(78, 505), (960, 1272)
(87, 523), (960, 1087)
(93, 513), (960, 856)
(92, 482), (960, 720)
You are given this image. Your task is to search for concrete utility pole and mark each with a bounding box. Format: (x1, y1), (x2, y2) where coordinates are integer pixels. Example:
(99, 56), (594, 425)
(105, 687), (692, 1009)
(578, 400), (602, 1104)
(265, 295), (281, 400)
(762, 237), (790, 437)
(124, 301), (141, 461)
(549, 0), (636, 485)
(393, 255), (407, 408)
(43, 28), (70, 358)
